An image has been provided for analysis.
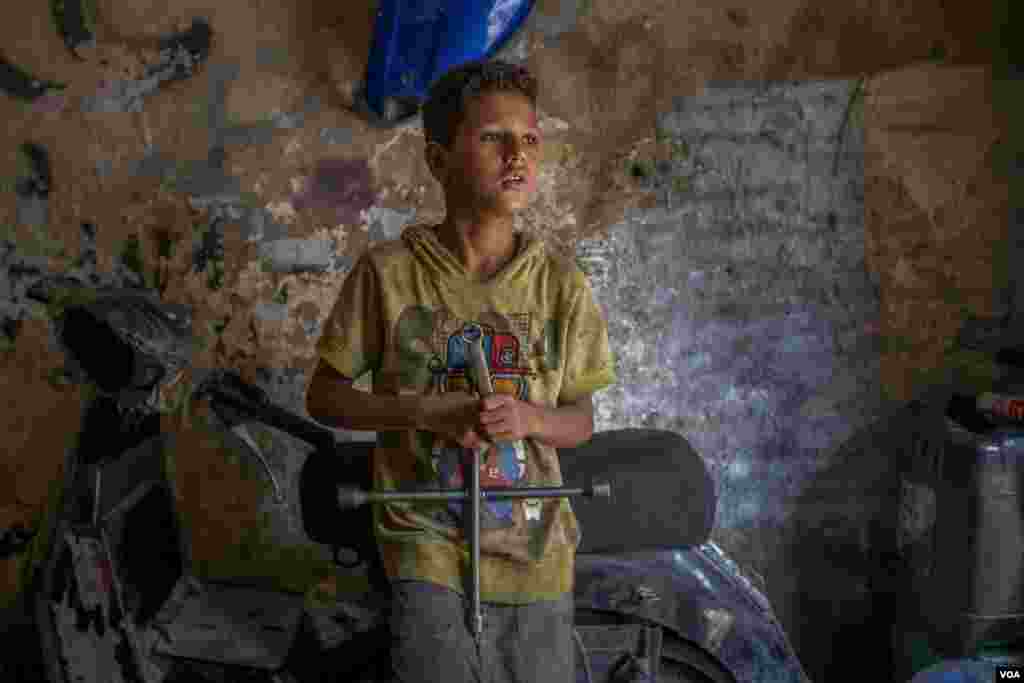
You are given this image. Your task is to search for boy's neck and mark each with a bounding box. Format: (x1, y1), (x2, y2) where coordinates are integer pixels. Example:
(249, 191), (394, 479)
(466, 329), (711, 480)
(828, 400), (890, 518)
(434, 217), (519, 280)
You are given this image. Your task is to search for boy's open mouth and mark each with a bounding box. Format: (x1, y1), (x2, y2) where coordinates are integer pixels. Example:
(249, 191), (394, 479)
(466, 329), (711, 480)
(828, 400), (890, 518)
(501, 173), (526, 190)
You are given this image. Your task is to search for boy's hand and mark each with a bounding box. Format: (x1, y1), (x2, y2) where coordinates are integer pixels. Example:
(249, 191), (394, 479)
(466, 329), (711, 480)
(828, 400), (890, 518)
(478, 394), (537, 443)
(418, 392), (490, 449)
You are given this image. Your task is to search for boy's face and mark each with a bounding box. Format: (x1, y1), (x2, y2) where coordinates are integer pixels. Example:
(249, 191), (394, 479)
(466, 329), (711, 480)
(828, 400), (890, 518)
(427, 90), (542, 215)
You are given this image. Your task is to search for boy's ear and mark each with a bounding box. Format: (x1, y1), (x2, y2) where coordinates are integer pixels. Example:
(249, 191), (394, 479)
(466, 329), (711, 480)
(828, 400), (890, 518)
(424, 141), (449, 185)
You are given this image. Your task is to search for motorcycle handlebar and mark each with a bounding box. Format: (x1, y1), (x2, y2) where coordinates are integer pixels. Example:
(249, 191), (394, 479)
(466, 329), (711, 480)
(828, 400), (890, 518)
(200, 373), (336, 453)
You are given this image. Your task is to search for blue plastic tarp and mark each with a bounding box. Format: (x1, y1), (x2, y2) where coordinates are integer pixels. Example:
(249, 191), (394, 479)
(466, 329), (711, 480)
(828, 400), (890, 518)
(362, 0), (535, 124)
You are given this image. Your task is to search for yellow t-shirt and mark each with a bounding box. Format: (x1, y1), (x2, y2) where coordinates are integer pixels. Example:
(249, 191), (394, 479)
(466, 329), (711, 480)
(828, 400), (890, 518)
(314, 223), (617, 603)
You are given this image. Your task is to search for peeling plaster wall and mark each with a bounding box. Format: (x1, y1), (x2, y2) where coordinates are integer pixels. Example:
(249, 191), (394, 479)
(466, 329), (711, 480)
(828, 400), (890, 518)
(585, 78), (880, 529)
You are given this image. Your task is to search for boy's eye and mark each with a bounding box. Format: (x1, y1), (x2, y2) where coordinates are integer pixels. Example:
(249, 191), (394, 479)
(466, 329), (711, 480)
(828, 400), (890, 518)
(482, 133), (539, 144)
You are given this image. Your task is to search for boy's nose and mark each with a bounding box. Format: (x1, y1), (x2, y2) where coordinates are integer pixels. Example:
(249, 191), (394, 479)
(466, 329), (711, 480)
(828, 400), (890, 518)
(504, 146), (527, 164)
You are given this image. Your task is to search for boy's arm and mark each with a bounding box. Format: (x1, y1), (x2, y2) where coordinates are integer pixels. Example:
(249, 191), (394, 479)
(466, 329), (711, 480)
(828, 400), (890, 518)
(528, 393), (594, 450)
(306, 359), (423, 432)
(307, 253), (428, 433)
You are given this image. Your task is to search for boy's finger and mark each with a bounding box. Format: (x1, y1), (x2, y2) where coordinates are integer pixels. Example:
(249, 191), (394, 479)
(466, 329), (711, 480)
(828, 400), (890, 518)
(472, 433), (494, 450)
(482, 394), (510, 410)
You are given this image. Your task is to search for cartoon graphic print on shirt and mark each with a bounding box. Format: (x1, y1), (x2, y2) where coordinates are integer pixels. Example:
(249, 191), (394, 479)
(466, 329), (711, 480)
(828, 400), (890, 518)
(393, 309), (546, 530)
(435, 320), (534, 528)
(432, 441), (530, 527)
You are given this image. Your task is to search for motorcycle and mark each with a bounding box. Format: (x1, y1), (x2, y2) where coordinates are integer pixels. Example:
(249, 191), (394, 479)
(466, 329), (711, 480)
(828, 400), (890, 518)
(7, 278), (811, 683)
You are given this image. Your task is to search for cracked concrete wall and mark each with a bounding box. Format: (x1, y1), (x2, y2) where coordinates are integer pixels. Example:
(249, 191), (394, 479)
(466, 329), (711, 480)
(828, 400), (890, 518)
(589, 78), (880, 529)
(0, 0), (1013, 680)
(579, 79), (887, 679)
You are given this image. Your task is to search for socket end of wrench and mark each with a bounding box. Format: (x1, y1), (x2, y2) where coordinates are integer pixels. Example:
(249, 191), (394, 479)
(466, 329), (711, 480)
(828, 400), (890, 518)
(337, 486), (369, 509)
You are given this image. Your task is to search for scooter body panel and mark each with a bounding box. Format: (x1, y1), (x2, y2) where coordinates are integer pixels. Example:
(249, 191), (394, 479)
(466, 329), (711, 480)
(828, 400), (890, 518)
(574, 546), (812, 683)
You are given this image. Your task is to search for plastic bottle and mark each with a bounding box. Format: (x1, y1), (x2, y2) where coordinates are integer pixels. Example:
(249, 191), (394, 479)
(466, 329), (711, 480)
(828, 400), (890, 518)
(945, 392), (1024, 432)
(908, 658), (1001, 683)
(976, 392), (1024, 424)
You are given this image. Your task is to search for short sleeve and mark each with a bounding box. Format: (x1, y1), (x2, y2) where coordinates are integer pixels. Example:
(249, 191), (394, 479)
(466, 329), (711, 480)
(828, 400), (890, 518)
(314, 253), (384, 381)
(557, 272), (617, 405)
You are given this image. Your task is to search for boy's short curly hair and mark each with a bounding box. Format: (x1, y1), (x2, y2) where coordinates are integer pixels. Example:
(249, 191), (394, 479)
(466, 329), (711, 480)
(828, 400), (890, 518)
(422, 59), (538, 150)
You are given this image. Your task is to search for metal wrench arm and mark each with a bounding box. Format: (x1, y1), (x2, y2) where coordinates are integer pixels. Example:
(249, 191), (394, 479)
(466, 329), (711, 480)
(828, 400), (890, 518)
(464, 335), (492, 647)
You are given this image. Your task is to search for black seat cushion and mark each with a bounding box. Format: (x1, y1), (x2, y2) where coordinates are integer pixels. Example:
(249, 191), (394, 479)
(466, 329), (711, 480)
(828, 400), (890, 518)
(557, 428), (716, 552)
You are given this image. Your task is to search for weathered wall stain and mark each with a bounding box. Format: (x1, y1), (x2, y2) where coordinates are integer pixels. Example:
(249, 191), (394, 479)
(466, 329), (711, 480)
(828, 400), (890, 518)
(580, 78), (880, 541)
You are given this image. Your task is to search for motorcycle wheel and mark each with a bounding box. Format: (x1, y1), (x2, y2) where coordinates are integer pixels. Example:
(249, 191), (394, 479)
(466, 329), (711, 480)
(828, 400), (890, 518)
(660, 632), (736, 683)
(0, 610), (49, 682)
(660, 657), (729, 683)
(575, 607), (734, 683)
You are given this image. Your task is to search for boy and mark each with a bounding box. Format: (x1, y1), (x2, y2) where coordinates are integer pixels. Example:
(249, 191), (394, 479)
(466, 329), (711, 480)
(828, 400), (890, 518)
(306, 59), (617, 682)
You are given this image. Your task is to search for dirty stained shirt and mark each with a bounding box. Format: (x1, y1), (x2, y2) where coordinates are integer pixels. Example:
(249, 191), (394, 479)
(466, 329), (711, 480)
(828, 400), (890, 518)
(314, 223), (617, 603)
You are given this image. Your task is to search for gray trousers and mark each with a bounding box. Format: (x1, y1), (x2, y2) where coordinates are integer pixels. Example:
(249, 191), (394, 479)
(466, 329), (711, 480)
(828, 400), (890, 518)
(389, 580), (576, 683)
